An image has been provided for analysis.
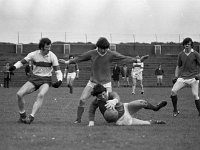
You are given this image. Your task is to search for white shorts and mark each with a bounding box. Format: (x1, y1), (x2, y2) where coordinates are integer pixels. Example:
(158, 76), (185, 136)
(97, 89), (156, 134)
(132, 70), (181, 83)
(157, 75), (163, 80)
(116, 103), (151, 125)
(116, 103), (133, 125)
(132, 72), (143, 80)
(86, 80), (112, 90)
(67, 72), (76, 79)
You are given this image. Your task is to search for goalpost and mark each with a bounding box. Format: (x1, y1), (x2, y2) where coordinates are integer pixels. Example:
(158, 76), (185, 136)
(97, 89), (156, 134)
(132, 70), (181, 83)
(64, 44), (70, 55)
(154, 45), (161, 55)
(16, 44), (23, 54)
(110, 44), (116, 51)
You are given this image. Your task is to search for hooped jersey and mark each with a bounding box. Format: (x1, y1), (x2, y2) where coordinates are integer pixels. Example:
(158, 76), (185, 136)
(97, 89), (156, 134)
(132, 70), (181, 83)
(24, 50), (59, 77)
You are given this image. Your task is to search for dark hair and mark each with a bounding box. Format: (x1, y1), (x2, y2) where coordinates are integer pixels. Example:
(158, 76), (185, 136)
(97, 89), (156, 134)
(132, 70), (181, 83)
(182, 37), (193, 48)
(69, 54), (74, 59)
(39, 38), (51, 50)
(96, 37), (110, 49)
(91, 84), (107, 96)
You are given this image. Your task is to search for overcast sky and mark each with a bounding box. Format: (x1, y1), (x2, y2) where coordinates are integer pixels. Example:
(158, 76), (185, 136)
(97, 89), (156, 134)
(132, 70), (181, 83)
(0, 0), (200, 43)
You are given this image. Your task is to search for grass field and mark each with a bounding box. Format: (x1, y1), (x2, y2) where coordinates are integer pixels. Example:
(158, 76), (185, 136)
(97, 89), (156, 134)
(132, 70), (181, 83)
(0, 86), (200, 150)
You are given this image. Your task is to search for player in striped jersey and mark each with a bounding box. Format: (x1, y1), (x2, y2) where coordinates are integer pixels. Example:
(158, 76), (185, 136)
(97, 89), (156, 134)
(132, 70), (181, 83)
(9, 38), (63, 124)
(59, 37), (149, 123)
(131, 56), (144, 94)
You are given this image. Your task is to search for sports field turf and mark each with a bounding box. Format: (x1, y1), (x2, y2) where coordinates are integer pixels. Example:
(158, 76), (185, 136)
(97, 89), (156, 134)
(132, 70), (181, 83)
(0, 87), (200, 150)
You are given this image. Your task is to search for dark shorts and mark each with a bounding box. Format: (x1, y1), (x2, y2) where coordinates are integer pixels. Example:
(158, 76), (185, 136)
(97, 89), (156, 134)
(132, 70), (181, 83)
(29, 75), (52, 90)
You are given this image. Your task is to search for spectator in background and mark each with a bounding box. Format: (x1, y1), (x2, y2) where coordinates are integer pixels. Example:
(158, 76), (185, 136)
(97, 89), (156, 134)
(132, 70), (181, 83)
(155, 64), (164, 86)
(3, 62), (11, 88)
(121, 64), (130, 87)
(112, 63), (121, 88)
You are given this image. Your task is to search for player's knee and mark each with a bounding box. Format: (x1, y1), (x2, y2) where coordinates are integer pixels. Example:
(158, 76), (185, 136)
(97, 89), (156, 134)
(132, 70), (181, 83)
(193, 94), (199, 100)
(79, 99), (86, 107)
(16, 91), (24, 99)
(171, 89), (177, 96)
(37, 93), (45, 99)
(139, 100), (147, 105)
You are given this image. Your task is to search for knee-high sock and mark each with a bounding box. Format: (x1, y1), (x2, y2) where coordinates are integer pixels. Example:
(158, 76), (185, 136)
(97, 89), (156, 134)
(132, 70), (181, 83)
(195, 100), (200, 116)
(76, 106), (84, 122)
(144, 102), (157, 111)
(171, 95), (178, 112)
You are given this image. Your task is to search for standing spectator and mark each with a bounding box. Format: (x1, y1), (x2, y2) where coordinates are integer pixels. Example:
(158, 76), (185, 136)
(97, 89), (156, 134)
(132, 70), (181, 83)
(9, 38), (63, 124)
(155, 64), (164, 86)
(3, 62), (11, 88)
(121, 64), (130, 87)
(59, 37), (149, 123)
(112, 63), (121, 88)
(63, 55), (79, 94)
(171, 37), (200, 117)
(131, 56), (144, 94)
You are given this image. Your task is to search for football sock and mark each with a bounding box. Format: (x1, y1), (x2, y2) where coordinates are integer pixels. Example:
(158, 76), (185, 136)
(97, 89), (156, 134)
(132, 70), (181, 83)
(195, 100), (200, 116)
(19, 111), (26, 118)
(144, 102), (157, 111)
(171, 95), (178, 112)
(76, 106), (84, 122)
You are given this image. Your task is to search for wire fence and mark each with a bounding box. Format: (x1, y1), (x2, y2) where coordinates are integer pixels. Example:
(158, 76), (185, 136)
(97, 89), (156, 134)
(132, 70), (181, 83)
(0, 32), (200, 44)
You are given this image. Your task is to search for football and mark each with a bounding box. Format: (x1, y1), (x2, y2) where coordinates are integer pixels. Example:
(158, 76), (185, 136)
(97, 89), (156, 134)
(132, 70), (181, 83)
(104, 109), (119, 123)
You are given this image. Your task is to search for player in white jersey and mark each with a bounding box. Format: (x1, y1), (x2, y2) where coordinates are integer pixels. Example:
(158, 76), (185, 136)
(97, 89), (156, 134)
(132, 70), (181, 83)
(9, 38), (63, 124)
(131, 56), (144, 94)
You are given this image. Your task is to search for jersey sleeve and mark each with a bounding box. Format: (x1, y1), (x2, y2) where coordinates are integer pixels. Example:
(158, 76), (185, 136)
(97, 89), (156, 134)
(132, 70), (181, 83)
(112, 51), (137, 64)
(69, 50), (93, 64)
(24, 51), (35, 62)
(51, 52), (59, 66)
(88, 100), (99, 121)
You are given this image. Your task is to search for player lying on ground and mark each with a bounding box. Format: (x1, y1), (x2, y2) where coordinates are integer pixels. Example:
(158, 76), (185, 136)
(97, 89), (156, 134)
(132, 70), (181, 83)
(9, 38), (63, 124)
(88, 84), (167, 126)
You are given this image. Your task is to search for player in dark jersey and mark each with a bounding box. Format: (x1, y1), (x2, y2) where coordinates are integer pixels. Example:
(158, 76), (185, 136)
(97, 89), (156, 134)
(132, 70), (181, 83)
(88, 84), (167, 126)
(171, 37), (200, 117)
(63, 55), (79, 94)
(59, 37), (149, 123)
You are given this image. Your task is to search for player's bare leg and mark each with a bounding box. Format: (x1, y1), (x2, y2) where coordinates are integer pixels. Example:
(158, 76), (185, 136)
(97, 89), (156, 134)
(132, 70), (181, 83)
(74, 86), (93, 123)
(171, 80), (184, 117)
(132, 78), (136, 94)
(27, 84), (49, 124)
(139, 80), (144, 94)
(16, 81), (35, 123)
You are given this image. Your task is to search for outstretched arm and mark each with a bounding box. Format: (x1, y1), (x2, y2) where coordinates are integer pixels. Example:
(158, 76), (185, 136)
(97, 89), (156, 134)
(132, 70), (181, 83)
(88, 100), (99, 127)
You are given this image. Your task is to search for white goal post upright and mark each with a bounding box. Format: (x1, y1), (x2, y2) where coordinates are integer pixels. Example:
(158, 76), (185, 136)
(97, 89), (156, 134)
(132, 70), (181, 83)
(110, 44), (116, 51)
(64, 44), (70, 55)
(16, 44), (23, 54)
(154, 45), (161, 55)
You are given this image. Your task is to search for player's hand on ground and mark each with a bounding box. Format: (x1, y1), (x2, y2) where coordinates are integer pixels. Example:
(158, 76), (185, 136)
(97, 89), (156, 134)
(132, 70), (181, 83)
(52, 80), (62, 88)
(105, 100), (117, 110)
(172, 77), (178, 84)
(140, 55), (149, 62)
(88, 121), (94, 127)
(195, 74), (200, 80)
(9, 65), (16, 71)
